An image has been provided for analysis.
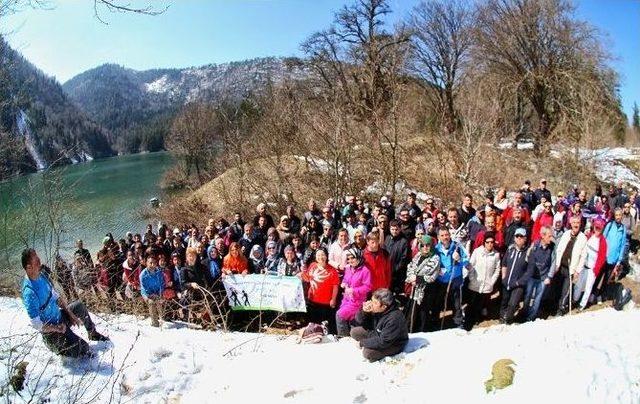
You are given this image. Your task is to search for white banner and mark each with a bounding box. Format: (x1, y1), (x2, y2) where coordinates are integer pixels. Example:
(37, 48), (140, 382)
(222, 274), (307, 312)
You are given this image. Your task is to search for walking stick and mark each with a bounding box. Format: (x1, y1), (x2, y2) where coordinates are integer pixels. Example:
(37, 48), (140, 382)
(440, 276), (453, 331)
(441, 242), (459, 331)
(409, 283), (417, 333)
(568, 271), (572, 315)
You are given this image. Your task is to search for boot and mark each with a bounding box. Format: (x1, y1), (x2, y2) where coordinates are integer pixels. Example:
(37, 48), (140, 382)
(88, 330), (110, 341)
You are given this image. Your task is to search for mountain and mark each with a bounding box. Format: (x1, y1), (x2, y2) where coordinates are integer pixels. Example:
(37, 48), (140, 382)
(0, 37), (114, 175)
(62, 57), (307, 153)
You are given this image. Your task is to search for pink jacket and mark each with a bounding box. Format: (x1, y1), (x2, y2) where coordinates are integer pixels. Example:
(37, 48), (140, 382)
(337, 264), (372, 321)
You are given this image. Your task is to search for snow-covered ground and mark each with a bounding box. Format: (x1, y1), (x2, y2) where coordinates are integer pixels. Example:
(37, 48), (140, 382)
(582, 147), (640, 189)
(1, 297), (639, 403)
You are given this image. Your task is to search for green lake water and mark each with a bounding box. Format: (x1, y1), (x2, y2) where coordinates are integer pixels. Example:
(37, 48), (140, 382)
(0, 152), (174, 272)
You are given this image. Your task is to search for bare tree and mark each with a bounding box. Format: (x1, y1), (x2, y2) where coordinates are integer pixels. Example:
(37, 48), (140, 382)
(407, 0), (472, 136)
(473, 0), (616, 156)
(166, 103), (220, 187)
(301, 0), (411, 196)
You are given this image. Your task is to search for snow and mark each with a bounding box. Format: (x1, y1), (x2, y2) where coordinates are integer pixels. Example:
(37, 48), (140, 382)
(145, 75), (170, 93)
(498, 141), (535, 150)
(2, 296), (640, 403)
(581, 147), (640, 188)
(293, 155), (332, 174)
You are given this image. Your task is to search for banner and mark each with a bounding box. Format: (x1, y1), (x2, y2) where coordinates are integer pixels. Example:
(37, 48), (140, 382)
(222, 274), (307, 312)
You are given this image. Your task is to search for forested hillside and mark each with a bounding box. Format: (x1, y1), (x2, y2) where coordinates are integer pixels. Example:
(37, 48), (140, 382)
(0, 37), (114, 177)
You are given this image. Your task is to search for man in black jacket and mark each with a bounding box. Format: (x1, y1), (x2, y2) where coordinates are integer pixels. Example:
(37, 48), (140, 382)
(384, 221), (411, 296)
(503, 207), (531, 248)
(500, 228), (530, 324)
(350, 288), (409, 362)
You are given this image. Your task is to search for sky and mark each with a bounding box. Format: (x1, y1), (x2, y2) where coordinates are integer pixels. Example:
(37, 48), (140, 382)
(3, 0), (639, 119)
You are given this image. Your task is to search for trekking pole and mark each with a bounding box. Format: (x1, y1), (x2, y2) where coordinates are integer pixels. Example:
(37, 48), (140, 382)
(568, 271), (572, 315)
(440, 277), (453, 331)
(409, 284), (417, 333)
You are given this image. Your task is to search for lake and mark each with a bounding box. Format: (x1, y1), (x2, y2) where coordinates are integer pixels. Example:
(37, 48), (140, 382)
(0, 152), (174, 274)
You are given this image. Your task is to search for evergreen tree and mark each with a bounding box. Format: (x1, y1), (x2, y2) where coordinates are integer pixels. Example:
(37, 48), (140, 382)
(633, 102), (640, 133)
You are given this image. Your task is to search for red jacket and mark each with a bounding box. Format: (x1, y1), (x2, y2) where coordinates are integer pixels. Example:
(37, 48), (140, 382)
(363, 248), (392, 291)
(162, 268), (178, 300)
(531, 212), (554, 242)
(589, 234), (608, 277)
(122, 260), (141, 290)
(502, 205), (531, 226)
(473, 229), (505, 253)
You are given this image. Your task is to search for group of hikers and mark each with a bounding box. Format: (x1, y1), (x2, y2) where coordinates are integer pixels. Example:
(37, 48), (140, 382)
(21, 178), (638, 361)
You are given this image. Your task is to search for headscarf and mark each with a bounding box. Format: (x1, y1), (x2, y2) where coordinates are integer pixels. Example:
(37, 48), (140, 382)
(250, 244), (264, 262)
(265, 241), (278, 258)
(419, 235), (434, 257)
(206, 245), (221, 279)
(345, 247), (363, 268)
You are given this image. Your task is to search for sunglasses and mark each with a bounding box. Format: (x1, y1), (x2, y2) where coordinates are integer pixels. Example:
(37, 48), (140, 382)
(515, 235), (525, 238)
(485, 240), (495, 244)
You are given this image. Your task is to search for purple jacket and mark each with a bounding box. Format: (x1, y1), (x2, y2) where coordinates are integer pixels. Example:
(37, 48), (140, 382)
(337, 264), (372, 321)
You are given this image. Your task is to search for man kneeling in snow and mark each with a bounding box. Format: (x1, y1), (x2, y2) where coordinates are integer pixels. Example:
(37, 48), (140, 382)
(350, 288), (408, 362)
(21, 248), (109, 358)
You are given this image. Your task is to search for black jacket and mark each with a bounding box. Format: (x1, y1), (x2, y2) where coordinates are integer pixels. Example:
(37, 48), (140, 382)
(501, 245), (530, 290)
(180, 264), (209, 289)
(384, 235), (411, 275)
(503, 220), (531, 248)
(355, 303), (409, 351)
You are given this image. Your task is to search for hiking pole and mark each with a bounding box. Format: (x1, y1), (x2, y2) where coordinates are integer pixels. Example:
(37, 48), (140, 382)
(440, 276), (453, 331)
(409, 283), (417, 333)
(568, 271), (572, 315)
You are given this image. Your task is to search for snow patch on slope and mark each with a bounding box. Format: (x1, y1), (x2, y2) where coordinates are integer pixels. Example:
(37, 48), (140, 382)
(582, 147), (640, 188)
(145, 74), (170, 93)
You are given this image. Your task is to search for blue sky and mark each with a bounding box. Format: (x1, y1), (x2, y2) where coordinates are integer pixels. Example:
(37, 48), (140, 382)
(4, 0), (639, 119)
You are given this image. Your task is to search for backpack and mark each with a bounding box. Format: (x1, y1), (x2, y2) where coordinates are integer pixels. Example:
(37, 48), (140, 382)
(297, 322), (328, 344)
(613, 285), (633, 311)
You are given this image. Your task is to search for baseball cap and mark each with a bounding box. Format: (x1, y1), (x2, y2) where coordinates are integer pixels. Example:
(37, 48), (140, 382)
(514, 228), (527, 237)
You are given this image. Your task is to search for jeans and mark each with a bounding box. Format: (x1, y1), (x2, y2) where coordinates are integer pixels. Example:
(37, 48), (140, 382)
(335, 314), (354, 337)
(524, 278), (546, 321)
(41, 301), (95, 358)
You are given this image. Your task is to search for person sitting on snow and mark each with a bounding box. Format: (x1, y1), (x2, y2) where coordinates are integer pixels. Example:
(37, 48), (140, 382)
(350, 288), (409, 362)
(21, 248), (109, 359)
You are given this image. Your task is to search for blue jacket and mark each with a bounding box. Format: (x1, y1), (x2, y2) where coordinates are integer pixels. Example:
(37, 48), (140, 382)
(22, 274), (62, 326)
(435, 241), (468, 284)
(603, 221), (626, 265)
(526, 241), (555, 280)
(140, 268), (165, 298)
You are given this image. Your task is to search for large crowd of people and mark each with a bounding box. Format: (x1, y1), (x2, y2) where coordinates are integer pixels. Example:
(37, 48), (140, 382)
(25, 178), (639, 355)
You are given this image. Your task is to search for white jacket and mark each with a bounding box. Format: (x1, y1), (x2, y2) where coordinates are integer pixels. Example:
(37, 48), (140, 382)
(468, 246), (501, 294)
(553, 230), (588, 275)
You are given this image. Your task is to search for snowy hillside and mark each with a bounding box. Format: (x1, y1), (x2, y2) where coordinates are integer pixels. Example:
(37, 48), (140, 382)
(1, 297), (639, 403)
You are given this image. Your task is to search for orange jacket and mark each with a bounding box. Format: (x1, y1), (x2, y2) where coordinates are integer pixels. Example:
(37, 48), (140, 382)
(223, 254), (248, 274)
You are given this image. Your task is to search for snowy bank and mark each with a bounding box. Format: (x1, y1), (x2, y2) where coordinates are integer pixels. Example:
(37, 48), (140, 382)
(1, 297), (639, 403)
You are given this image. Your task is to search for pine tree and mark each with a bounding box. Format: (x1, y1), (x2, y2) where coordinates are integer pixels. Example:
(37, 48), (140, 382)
(633, 102), (640, 133)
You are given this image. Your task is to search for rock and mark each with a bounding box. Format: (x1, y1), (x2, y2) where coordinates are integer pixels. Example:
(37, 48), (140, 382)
(485, 358), (516, 393)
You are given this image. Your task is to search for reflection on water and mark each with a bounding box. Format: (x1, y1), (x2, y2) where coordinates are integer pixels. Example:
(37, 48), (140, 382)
(0, 152), (174, 272)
